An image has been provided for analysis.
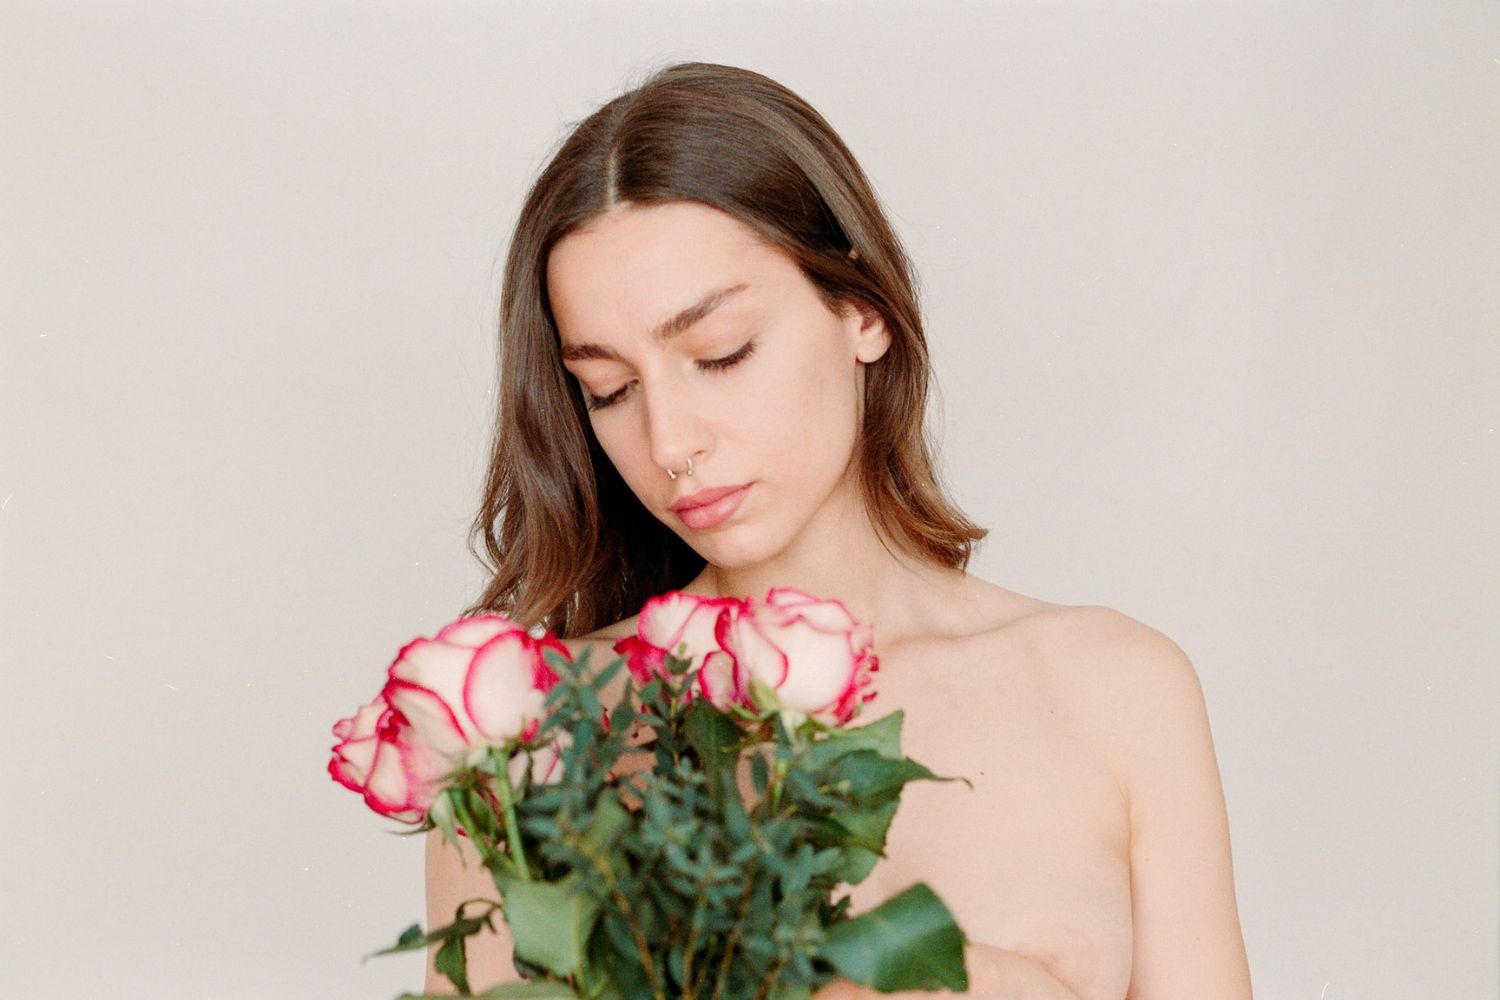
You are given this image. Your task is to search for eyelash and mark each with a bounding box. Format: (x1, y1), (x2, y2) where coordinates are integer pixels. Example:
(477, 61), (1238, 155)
(583, 339), (758, 412)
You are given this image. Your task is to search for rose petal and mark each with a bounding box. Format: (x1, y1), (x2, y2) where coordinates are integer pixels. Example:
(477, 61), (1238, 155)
(463, 631), (548, 743)
(639, 592), (744, 667)
(434, 613), (529, 647)
(383, 678), (472, 759)
(614, 634), (668, 684)
(696, 649), (743, 710)
(387, 637), (485, 744)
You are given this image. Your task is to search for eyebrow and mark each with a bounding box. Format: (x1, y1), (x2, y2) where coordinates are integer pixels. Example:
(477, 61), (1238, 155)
(559, 282), (750, 363)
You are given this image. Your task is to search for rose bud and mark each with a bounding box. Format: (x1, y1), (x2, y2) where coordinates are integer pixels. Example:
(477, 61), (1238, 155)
(719, 587), (879, 726)
(328, 694), (449, 823)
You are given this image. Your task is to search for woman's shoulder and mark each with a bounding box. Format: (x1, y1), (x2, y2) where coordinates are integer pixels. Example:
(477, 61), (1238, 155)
(994, 597), (1215, 800)
(1026, 602), (1201, 702)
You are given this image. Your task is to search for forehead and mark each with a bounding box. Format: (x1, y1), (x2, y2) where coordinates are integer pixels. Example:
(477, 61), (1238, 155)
(546, 202), (780, 344)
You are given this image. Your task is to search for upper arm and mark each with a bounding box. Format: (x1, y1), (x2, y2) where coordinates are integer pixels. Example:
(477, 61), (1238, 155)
(1088, 612), (1251, 998)
(423, 827), (520, 993)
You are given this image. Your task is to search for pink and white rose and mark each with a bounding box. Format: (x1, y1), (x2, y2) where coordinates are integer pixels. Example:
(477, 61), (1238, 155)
(613, 591), (747, 709)
(719, 588), (879, 725)
(328, 694), (448, 822)
(330, 613), (570, 822)
(381, 614), (566, 764)
(615, 588), (879, 725)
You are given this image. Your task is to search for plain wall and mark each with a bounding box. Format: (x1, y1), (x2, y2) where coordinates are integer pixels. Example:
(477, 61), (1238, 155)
(1, 2), (1495, 998)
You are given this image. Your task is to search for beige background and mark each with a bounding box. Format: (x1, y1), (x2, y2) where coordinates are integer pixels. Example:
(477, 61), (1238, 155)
(1, 2), (1495, 998)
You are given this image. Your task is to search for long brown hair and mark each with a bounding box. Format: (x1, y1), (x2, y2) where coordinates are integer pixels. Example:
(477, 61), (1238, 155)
(461, 61), (987, 638)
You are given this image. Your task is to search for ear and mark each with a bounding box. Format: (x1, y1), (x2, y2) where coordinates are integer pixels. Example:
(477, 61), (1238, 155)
(841, 298), (892, 364)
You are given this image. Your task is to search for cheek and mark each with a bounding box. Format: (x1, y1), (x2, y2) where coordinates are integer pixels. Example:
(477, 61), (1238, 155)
(590, 425), (649, 489)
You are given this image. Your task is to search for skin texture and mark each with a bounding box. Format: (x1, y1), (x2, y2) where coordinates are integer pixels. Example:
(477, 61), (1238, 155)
(424, 201), (1253, 998)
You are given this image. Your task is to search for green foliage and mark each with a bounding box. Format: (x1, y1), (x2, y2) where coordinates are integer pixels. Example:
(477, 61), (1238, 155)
(380, 645), (968, 998)
(821, 883), (969, 993)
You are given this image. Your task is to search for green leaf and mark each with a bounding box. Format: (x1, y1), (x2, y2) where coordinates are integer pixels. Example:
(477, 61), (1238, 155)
(824, 800), (900, 885)
(592, 652), (625, 690)
(366, 908), (494, 959)
(750, 749), (770, 795)
(582, 792), (633, 854)
(498, 873), (603, 979)
(823, 750), (940, 805)
(434, 933), (470, 994)
(802, 711), (905, 774)
(821, 883), (968, 993)
(428, 789), (461, 850)
(682, 700), (742, 780)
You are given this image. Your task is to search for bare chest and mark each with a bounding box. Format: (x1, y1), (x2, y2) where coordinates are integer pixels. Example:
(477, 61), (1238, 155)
(839, 637), (1135, 1000)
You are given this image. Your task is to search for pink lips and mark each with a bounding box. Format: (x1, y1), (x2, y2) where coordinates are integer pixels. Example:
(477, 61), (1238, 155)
(671, 484), (750, 531)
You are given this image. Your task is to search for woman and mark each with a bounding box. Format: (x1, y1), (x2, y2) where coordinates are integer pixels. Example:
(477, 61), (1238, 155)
(426, 61), (1252, 998)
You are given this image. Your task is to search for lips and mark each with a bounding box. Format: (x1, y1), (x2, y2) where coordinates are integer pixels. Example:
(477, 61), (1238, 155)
(672, 484), (751, 531)
(669, 484), (751, 513)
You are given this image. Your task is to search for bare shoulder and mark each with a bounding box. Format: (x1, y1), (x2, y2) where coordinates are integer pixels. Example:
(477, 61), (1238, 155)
(1001, 603), (1217, 810)
(1012, 603), (1199, 690)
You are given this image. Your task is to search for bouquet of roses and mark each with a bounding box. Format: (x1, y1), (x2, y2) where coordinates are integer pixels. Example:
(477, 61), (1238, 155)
(329, 588), (969, 999)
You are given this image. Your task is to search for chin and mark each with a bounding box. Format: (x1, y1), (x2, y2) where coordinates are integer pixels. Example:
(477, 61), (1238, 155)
(703, 528), (800, 575)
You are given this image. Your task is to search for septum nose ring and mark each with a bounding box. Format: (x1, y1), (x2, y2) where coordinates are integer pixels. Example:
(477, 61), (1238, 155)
(666, 456), (694, 480)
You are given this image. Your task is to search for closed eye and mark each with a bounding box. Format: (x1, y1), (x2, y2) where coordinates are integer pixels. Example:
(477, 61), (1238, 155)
(583, 338), (758, 412)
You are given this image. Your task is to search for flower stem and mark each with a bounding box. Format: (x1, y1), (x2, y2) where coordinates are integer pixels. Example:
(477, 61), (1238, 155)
(492, 749), (531, 881)
(711, 863), (759, 1000)
(768, 757), (789, 815)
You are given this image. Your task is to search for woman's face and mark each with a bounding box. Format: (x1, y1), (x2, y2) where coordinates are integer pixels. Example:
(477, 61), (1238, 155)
(547, 200), (890, 569)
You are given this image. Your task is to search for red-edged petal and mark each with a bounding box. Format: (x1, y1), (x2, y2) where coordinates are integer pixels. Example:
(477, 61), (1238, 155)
(384, 677), (471, 758)
(388, 637), (483, 743)
(363, 727), (422, 820)
(613, 634), (667, 684)
(530, 633), (569, 691)
(639, 592), (743, 665)
(696, 649), (744, 710)
(435, 614), (526, 649)
(637, 591), (698, 651)
(462, 631), (548, 744)
(722, 608), (789, 701)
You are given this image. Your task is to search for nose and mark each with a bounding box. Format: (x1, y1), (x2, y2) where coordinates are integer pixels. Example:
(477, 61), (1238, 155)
(641, 375), (710, 477)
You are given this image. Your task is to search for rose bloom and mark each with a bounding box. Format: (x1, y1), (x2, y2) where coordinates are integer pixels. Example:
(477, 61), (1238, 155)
(329, 693), (448, 822)
(719, 587), (879, 725)
(613, 590), (746, 709)
(616, 588), (878, 725)
(329, 614), (569, 822)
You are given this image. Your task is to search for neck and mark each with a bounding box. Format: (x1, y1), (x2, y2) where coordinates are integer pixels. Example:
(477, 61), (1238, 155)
(681, 492), (968, 655)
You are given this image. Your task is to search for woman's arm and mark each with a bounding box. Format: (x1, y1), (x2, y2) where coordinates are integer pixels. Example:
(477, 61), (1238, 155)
(422, 827), (521, 994)
(1107, 615), (1253, 998)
